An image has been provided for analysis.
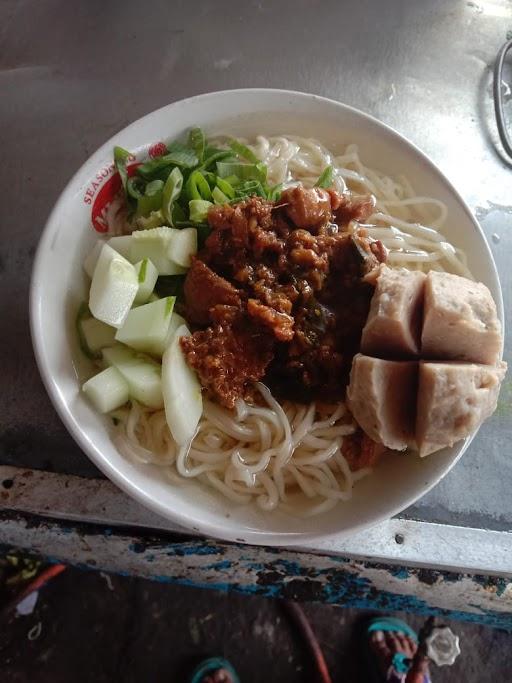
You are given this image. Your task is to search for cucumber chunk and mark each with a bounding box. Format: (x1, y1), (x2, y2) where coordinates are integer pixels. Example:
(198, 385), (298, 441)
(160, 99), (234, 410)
(82, 366), (129, 413)
(107, 234), (133, 261)
(130, 227), (186, 275)
(166, 311), (186, 343)
(115, 297), (176, 357)
(89, 244), (139, 328)
(103, 345), (163, 409)
(162, 324), (203, 445)
(168, 227), (197, 268)
(80, 317), (117, 354)
(134, 258), (159, 304)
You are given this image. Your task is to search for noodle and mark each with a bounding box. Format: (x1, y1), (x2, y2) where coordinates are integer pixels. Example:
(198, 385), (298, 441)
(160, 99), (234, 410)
(249, 135), (471, 278)
(117, 384), (359, 517)
(114, 134), (470, 516)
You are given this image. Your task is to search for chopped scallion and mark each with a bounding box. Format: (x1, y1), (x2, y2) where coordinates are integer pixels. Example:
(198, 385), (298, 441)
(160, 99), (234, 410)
(127, 176), (145, 200)
(146, 179), (164, 196)
(315, 165), (334, 189)
(162, 167), (183, 225)
(229, 139), (259, 163)
(198, 150), (233, 171)
(212, 186), (230, 205)
(186, 170), (212, 201)
(136, 179), (164, 217)
(216, 161), (266, 183)
(188, 128), (206, 163)
(114, 146), (132, 196)
(215, 177), (235, 199)
(137, 143), (198, 178)
(267, 184), (283, 201)
(189, 199), (213, 223)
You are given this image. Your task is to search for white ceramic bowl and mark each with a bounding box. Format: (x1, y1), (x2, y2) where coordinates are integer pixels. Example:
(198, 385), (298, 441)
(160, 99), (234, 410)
(30, 89), (503, 545)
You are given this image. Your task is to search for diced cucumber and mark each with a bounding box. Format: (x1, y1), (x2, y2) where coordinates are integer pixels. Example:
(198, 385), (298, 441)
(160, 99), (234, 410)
(166, 311), (186, 343)
(107, 234), (133, 261)
(134, 258), (159, 304)
(168, 227), (197, 268)
(76, 302), (95, 359)
(82, 366), (129, 413)
(133, 292), (160, 307)
(80, 317), (117, 354)
(115, 297), (176, 357)
(160, 311), (187, 351)
(162, 324), (203, 445)
(103, 345), (163, 409)
(84, 241), (104, 279)
(89, 244), (139, 328)
(130, 227), (186, 275)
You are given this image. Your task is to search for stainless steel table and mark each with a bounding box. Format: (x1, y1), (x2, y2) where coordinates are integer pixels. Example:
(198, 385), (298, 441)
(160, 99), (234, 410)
(2, 0), (512, 627)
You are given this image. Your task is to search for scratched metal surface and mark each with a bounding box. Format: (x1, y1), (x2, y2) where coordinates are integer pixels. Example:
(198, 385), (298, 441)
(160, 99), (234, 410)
(4, 466), (512, 576)
(1, 0), (512, 532)
(2, 510), (512, 629)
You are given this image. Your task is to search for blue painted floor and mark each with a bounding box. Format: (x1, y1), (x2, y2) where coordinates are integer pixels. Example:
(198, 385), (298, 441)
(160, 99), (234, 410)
(0, 566), (509, 681)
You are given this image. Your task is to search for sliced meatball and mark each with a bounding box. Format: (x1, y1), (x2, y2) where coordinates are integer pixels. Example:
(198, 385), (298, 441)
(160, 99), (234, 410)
(421, 271), (502, 365)
(184, 257), (242, 325)
(361, 265), (426, 358)
(281, 186), (333, 229)
(415, 360), (507, 457)
(347, 354), (418, 451)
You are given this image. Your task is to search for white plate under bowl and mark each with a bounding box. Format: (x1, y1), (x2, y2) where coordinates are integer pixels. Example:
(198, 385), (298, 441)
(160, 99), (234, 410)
(30, 89), (504, 545)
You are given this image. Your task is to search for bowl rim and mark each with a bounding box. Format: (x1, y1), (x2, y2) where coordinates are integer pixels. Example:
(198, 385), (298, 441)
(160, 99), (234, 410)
(30, 87), (504, 545)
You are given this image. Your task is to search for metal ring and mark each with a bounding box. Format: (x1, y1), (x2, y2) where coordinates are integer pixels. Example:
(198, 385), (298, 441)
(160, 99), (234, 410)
(493, 38), (512, 161)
